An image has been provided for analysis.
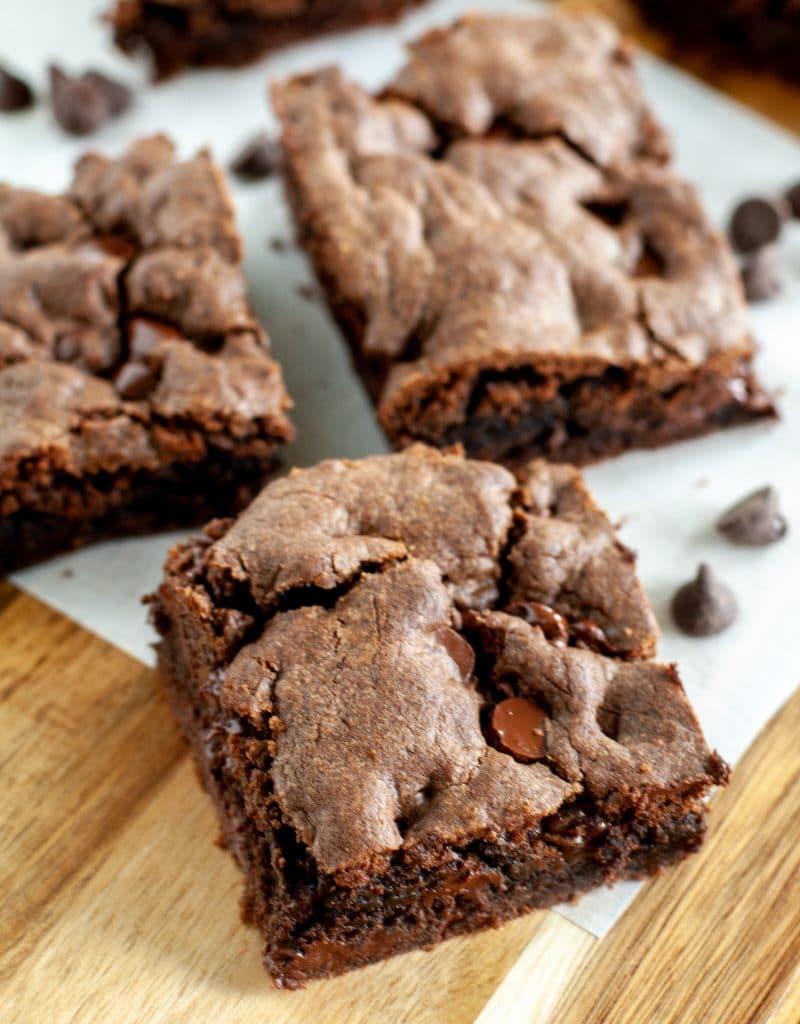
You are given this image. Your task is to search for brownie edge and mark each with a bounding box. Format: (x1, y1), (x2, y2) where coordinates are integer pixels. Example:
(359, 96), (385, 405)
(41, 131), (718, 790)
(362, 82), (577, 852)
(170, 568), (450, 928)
(150, 445), (727, 987)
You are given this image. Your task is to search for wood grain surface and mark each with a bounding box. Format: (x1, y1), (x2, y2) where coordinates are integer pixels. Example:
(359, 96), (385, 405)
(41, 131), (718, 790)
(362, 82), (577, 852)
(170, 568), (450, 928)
(3, 7), (800, 1020)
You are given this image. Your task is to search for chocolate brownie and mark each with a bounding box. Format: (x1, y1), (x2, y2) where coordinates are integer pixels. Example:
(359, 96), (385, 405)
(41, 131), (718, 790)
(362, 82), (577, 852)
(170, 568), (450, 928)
(633, 0), (800, 84)
(0, 135), (293, 575)
(274, 13), (774, 467)
(109, 0), (427, 79)
(151, 444), (727, 987)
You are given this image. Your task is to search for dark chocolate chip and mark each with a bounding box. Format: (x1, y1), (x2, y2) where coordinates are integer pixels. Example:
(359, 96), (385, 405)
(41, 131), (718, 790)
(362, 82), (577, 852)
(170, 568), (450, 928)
(570, 618), (614, 655)
(741, 245), (782, 303)
(784, 182), (800, 219)
(82, 70), (133, 117)
(488, 697), (547, 763)
(435, 626), (475, 682)
(127, 316), (182, 363)
(729, 198), (783, 255)
(717, 486), (787, 546)
(671, 564), (738, 637)
(114, 361), (157, 400)
(0, 65), (34, 112)
(49, 65), (109, 136)
(505, 600), (568, 646)
(230, 133), (282, 181)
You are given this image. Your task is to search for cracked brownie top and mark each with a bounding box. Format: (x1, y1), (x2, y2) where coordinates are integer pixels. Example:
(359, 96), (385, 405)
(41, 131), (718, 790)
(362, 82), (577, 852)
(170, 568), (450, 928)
(273, 14), (756, 427)
(160, 446), (725, 881)
(0, 135), (293, 518)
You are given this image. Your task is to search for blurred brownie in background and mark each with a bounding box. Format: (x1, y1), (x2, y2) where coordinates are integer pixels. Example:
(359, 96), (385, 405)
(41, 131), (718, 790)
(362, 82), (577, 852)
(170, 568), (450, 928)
(110, 0), (428, 79)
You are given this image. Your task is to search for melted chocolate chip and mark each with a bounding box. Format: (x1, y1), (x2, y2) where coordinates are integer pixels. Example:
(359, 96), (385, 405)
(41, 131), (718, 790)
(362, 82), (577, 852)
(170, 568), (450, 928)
(435, 626), (475, 682)
(671, 564), (738, 637)
(729, 198), (783, 255)
(741, 245), (782, 303)
(49, 65), (109, 136)
(505, 600), (568, 646)
(570, 618), (614, 655)
(230, 133), (282, 181)
(488, 696), (547, 763)
(127, 316), (182, 362)
(114, 361), (157, 400)
(717, 486), (787, 546)
(82, 70), (133, 117)
(0, 65), (34, 112)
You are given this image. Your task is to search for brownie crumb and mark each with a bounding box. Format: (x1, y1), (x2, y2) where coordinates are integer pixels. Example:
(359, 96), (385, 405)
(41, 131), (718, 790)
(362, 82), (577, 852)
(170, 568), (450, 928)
(671, 564), (738, 637)
(230, 133), (282, 181)
(0, 64), (34, 112)
(717, 486), (787, 546)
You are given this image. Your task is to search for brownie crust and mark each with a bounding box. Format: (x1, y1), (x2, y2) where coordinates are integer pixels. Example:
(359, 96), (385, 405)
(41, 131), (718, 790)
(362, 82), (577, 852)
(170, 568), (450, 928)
(0, 136), (293, 575)
(274, 14), (774, 467)
(151, 445), (726, 987)
(110, 0), (427, 79)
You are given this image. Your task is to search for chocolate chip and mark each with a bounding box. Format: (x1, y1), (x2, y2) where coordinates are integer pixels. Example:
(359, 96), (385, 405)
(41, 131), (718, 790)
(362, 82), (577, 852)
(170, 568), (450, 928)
(230, 133), (282, 181)
(488, 697), (547, 763)
(435, 626), (475, 682)
(114, 361), (157, 400)
(741, 245), (782, 303)
(784, 182), (800, 219)
(506, 600), (568, 646)
(49, 65), (109, 136)
(729, 198), (783, 255)
(127, 316), (182, 363)
(717, 486), (787, 546)
(0, 65), (34, 112)
(82, 70), (132, 117)
(570, 618), (614, 655)
(671, 564), (738, 637)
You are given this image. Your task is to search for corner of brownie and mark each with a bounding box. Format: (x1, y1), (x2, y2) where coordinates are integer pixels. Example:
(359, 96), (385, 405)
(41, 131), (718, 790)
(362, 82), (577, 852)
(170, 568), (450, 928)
(273, 11), (775, 467)
(151, 444), (727, 987)
(0, 134), (294, 574)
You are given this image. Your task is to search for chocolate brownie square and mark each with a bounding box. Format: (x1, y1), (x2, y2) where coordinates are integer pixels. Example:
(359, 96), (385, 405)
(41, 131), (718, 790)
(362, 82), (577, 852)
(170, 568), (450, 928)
(274, 13), (774, 467)
(633, 0), (800, 85)
(151, 444), (727, 987)
(0, 136), (293, 575)
(109, 0), (428, 79)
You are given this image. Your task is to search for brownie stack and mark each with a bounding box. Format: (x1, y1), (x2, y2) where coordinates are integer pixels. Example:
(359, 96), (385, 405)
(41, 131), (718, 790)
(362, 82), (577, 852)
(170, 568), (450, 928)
(274, 13), (774, 466)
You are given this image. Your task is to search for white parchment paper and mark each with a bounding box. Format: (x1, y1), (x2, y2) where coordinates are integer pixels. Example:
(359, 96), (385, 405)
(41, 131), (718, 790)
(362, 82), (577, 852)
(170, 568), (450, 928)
(2, 0), (799, 939)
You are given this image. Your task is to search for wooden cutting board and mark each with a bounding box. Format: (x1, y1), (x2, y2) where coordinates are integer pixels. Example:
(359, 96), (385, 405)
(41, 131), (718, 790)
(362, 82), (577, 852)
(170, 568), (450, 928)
(3, 7), (800, 1019)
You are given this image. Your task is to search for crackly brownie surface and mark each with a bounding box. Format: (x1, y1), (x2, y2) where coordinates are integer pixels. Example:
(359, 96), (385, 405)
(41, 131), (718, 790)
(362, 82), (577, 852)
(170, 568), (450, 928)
(274, 13), (774, 466)
(633, 0), (800, 84)
(110, 0), (427, 79)
(153, 446), (725, 986)
(0, 135), (293, 574)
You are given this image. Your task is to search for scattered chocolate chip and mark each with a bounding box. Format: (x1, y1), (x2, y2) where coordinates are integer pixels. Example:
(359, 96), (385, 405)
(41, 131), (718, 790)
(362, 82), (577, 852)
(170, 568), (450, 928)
(435, 626), (475, 682)
(127, 316), (182, 362)
(49, 65), (108, 136)
(784, 182), (800, 219)
(0, 65), (34, 112)
(671, 564), (738, 637)
(506, 600), (568, 646)
(741, 245), (782, 303)
(717, 486), (787, 546)
(114, 361), (157, 400)
(488, 696), (548, 763)
(230, 133), (282, 181)
(729, 197), (783, 255)
(82, 70), (132, 116)
(570, 618), (615, 655)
